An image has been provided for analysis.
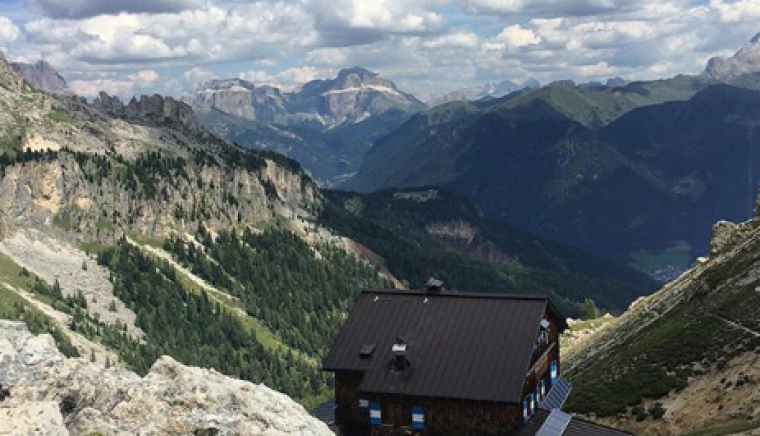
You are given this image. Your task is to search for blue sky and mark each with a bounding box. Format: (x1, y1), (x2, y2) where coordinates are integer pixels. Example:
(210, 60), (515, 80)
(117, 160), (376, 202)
(0, 0), (757, 99)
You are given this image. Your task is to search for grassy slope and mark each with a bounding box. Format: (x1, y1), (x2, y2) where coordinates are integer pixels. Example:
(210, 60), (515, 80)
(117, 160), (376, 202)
(566, 220), (760, 417)
(0, 252), (79, 356)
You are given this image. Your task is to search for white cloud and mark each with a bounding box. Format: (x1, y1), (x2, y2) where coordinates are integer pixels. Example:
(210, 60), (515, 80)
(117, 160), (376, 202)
(484, 25), (541, 51)
(68, 78), (135, 96)
(710, 0), (760, 22)
(184, 66), (214, 83)
(25, 0), (204, 19)
(422, 31), (480, 49)
(129, 69), (159, 84)
(0, 16), (20, 44)
(465, 0), (633, 16)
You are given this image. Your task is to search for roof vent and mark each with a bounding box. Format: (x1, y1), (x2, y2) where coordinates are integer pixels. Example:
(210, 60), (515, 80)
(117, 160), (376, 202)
(392, 337), (410, 371)
(360, 344), (376, 359)
(425, 277), (444, 293)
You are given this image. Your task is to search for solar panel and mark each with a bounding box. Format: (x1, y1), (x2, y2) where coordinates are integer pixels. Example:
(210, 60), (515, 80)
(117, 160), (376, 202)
(536, 409), (572, 436)
(540, 377), (572, 411)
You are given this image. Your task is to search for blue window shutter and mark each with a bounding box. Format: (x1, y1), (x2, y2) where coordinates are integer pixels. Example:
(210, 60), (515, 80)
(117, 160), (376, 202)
(359, 397), (369, 413)
(550, 361), (558, 385)
(530, 393), (536, 415)
(523, 399), (529, 424)
(412, 405), (425, 430)
(370, 402), (381, 426)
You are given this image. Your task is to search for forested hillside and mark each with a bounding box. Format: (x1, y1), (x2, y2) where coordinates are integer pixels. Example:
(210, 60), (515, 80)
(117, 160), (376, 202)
(0, 49), (655, 410)
(345, 83), (760, 278)
(319, 189), (657, 316)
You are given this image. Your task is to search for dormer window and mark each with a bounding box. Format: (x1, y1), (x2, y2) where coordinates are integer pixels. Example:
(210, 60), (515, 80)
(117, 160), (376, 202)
(392, 337), (411, 371)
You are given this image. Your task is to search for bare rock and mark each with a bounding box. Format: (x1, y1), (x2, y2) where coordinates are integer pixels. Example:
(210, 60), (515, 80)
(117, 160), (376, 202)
(0, 320), (332, 436)
(704, 34), (760, 81)
(11, 60), (71, 95)
(710, 220), (740, 256)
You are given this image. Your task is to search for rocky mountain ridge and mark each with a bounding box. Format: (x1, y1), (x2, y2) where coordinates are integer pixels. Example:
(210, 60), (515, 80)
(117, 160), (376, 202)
(0, 320), (332, 436)
(184, 66), (423, 129)
(92, 92), (207, 136)
(704, 34), (760, 81)
(10, 60), (70, 94)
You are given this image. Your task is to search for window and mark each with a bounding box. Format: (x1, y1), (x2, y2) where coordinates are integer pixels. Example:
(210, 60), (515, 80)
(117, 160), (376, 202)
(550, 361), (559, 385)
(412, 406), (425, 430)
(370, 402), (381, 426)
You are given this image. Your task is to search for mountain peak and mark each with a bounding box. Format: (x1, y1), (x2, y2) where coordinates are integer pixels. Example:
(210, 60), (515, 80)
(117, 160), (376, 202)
(10, 58), (70, 94)
(337, 66), (378, 79)
(703, 33), (760, 81)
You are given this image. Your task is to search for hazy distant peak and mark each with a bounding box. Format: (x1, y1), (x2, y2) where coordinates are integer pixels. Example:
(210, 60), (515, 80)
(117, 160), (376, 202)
(703, 32), (760, 81)
(10, 59), (70, 94)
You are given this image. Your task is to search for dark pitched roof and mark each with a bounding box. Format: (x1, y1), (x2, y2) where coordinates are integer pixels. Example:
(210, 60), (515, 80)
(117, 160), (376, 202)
(323, 290), (567, 403)
(516, 410), (634, 436)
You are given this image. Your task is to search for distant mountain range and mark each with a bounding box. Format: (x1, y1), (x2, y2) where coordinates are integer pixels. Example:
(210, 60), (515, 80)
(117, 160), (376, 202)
(343, 35), (760, 276)
(184, 67), (424, 129)
(424, 79), (540, 107)
(182, 67), (425, 185)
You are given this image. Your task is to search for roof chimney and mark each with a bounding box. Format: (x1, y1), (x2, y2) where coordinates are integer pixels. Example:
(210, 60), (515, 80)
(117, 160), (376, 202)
(425, 277), (444, 293)
(392, 337), (410, 372)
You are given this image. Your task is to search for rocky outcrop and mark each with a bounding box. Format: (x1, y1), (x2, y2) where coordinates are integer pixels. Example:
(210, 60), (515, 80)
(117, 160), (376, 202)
(0, 51), (25, 92)
(185, 79), (289, 122)
(92, 91), (125, 115)
(704, 33), (760, 81)
(710, 220), (741, 256)
(11, 61), (70, 94)
(0, 320), (332, 436)
(0, 150), (318, 240)
(93, 93), (205, 136)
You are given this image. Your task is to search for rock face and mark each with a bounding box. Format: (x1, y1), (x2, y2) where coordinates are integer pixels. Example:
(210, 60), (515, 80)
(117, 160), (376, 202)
(704, 33), (760, 81)
(93, 92), (205, 135)
(11, 61), (70, 94)
(186, 79), (289, 122)
(184, 67), (424, 129)
(0, 320), (332, 436)
(0, 52), (25, 92)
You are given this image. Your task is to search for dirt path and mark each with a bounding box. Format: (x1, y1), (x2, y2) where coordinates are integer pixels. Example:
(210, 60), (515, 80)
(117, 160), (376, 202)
(712, 314), (760, 338)
(129, 239), (244, 311)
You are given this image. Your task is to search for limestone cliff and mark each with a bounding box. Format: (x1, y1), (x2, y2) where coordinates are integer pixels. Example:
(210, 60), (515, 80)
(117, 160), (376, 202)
(0, 320), (332, 436)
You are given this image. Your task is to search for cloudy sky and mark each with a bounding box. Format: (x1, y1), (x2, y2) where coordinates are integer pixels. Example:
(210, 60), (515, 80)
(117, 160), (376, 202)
(0, 0), (758, 99)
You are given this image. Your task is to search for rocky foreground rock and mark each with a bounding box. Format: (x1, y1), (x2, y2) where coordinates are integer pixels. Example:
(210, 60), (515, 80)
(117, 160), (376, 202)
(0, 320), (332, 435)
